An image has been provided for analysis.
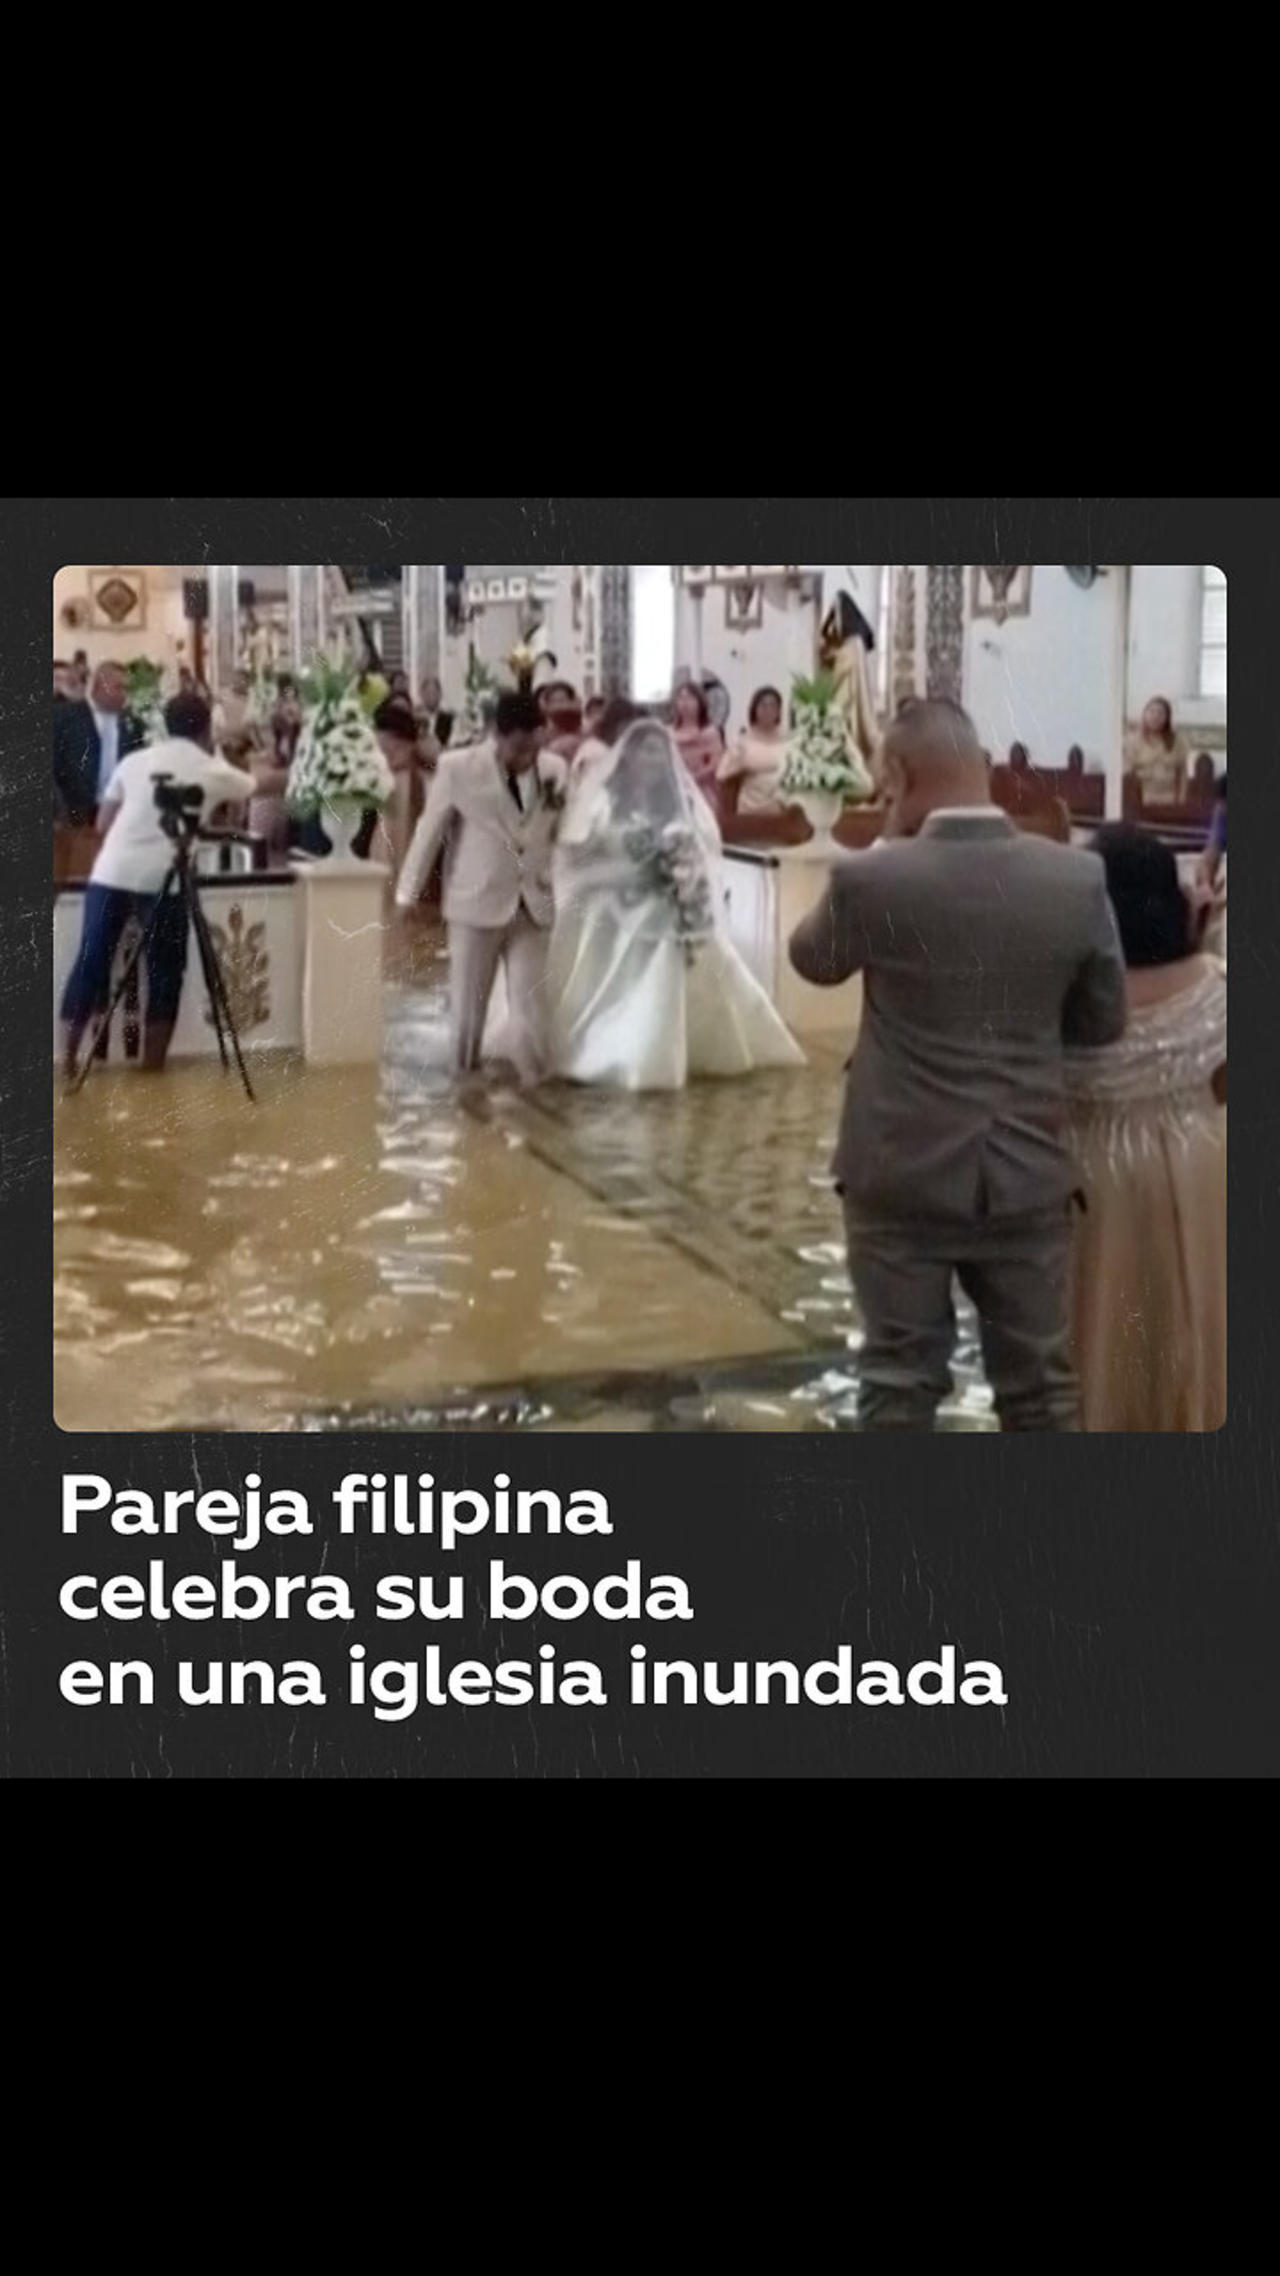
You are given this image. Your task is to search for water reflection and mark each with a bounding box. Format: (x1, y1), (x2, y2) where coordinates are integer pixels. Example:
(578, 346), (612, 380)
(54, 949), (993, 1431)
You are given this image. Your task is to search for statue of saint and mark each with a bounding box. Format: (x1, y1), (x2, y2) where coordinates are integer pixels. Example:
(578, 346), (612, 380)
(819, 591), (881, 767)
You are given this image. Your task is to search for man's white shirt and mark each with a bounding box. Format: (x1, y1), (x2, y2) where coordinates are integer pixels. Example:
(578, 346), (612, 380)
(91, 739), (250, 896)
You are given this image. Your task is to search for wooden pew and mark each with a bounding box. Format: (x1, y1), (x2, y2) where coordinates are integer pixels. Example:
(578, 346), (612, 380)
(715, 772), (812, 849)
(990, 761), (1071, 843)
(1000, 744), (1104, 824)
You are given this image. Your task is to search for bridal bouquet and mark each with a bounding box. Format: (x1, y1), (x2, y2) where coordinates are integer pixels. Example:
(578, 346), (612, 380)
(286, 656), (394, 822)
(620, 819), (715, 963)
(780, 670), (873, 800)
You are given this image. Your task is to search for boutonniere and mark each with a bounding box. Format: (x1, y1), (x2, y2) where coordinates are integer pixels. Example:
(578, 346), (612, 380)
(538, 771), (568, 814)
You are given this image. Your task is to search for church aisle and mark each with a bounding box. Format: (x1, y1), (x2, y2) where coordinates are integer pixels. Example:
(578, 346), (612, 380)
(53, 944), (994, 1433)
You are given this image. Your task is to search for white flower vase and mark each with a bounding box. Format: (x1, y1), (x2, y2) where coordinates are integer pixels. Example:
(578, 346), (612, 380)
(794, 790), (844, 848)
(322, 803), (366, 864)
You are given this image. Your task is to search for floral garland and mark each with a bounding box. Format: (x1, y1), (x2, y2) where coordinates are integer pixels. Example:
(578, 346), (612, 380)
(286, 657), (394, 820)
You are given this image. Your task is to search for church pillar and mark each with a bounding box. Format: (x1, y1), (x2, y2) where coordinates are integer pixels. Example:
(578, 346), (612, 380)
(1105, 565), (1132, 821)
(925, 566), (966, 703)
(579, 566), (601, 697)
(403, 566), (444, 697)
(599, 566), (633, 697)
(208, 565), (240, 692)
(892, 566), (924, 711)
(287, 565), (325, 677)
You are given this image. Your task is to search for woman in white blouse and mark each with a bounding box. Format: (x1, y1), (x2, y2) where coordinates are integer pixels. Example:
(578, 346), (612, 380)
(717, 686), (790, 815)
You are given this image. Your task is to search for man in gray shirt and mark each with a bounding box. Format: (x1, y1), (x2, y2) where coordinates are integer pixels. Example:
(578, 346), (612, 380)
(789, 700), (1126, 1430)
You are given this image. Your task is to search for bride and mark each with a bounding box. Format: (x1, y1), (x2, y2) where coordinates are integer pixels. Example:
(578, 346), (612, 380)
(542, 712), (804, 1091)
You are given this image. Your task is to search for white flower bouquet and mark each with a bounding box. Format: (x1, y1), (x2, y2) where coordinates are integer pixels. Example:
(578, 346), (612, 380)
(780, 670), (874, 802)
(123, 657), (168, 746)
(286, 657), (394, 825)
(620, 819), (716, 962)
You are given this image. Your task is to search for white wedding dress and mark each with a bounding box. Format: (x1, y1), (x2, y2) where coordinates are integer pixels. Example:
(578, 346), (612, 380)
(541, 724), (804, 1092)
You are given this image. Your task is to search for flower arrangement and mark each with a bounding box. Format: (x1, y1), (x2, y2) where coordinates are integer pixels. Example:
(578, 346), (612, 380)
(780, 670), (874, 802)
(286, 656), (394, 828)
(620, 819), (715, 963)
(505, 641), (557, 695)
(358, 671), (390, 715)
(457, 652), (501, 744)
(122, 658), (167, 745)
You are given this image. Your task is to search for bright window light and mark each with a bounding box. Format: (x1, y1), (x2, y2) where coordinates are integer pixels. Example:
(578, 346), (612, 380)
(632, 566), (676, 702)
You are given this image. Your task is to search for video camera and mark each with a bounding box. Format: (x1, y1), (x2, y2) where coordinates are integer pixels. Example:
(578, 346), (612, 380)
(151, 773), (206, 840)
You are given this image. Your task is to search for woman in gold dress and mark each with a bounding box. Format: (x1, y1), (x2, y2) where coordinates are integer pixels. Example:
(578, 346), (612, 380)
(1066, 825), (1226, 1431)
(1124, 696), (1189, 804)
(716, 686), (790, 814)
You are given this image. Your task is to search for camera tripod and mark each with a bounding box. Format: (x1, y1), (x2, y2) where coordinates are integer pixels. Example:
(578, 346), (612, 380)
(66, 819), (257, 1103)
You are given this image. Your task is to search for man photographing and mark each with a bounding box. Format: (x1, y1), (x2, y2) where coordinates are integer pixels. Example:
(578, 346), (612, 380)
(60, 692), (250, 1079)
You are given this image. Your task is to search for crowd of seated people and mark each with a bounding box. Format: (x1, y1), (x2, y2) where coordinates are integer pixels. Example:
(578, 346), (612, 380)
(58, 653), (1226, 899)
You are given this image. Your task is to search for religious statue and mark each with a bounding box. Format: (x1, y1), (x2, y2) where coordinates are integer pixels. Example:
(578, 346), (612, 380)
(818, 592), (881, 767)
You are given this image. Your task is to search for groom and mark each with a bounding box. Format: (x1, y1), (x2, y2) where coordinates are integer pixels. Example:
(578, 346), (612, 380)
(396, 691), (568, 1083)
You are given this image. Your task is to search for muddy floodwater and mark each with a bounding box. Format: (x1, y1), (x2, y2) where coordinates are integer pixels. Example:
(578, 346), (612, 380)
(54, 943), (994, 1432)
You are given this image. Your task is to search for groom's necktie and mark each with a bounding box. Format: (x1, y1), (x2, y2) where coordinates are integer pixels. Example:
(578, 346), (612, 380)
(505, 768), (527, 817)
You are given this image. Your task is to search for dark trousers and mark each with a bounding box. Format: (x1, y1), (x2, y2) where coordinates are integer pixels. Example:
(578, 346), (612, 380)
(60, 883), (189, 1035)
(845, 1202), (1081, 1432)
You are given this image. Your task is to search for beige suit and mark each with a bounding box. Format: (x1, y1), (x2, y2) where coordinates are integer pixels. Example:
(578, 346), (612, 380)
(397, 740), (568, 1079)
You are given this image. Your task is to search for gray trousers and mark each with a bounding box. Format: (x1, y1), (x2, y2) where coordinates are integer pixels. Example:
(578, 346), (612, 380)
(844, 1202), (1081, 1431)
(449, 911), (550, 1083)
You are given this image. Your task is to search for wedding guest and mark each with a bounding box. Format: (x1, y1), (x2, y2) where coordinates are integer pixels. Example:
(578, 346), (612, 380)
(54, 659), (75, 701)
(420, 674), (454, 750)
(246, 687), (304, 865)
(717, 686), (790, 815)
(540, 682), (583, 761)
(539, 680), (578, 723)
(671, 680), (724, 802)
(359, 698), (427, 875)
(564, 698), (640, 787)
(212, 669), (257, 748)
(389, 670), (413, 704)
(270, 682), (304, 760)
(583, 696), (606, 737)
(1124, 697), (1188, 804)
(1067, 825), (1226, 1431)
(788, 698), (1127, 1432)
(53, 660), (148, 826)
